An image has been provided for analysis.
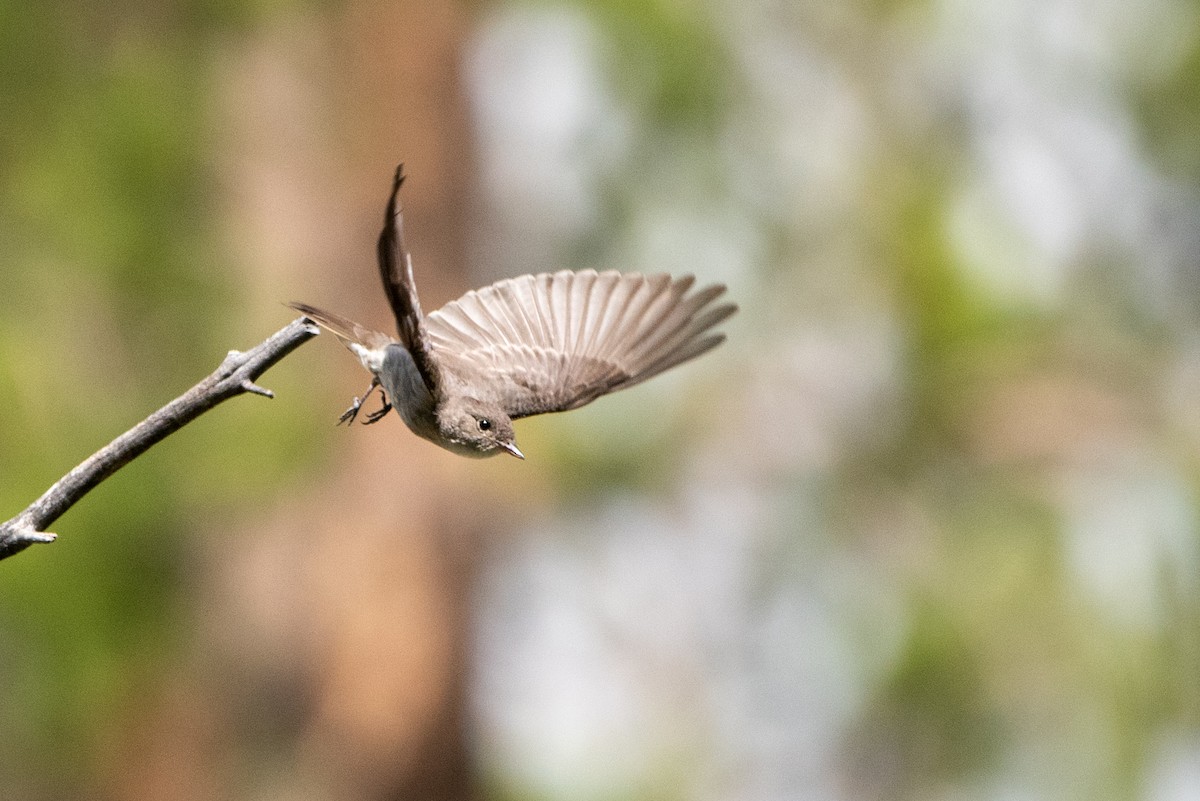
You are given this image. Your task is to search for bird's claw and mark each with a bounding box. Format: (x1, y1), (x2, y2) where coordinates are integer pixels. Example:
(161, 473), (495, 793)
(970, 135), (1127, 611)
(336, 377), (389, 426)
(337, 399), (364, 426)
(363, 402), (392, 425)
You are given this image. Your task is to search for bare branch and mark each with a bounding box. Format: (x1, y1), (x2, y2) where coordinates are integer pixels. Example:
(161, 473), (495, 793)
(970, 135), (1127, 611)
(0, 317), (320, 561)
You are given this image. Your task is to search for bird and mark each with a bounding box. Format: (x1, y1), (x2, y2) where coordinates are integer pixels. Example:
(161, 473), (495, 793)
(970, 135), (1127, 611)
(289, 166), (737, 460)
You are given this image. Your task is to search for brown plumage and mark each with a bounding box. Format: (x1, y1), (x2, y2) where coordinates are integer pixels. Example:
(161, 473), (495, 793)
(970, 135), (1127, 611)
(289, 166), (736, 459)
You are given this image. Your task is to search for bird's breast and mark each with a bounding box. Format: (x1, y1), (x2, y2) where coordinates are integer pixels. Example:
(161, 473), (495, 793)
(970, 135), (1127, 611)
(378, 344), (441, 443)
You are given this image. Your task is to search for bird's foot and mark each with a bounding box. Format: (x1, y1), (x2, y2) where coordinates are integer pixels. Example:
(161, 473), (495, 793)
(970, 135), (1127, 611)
(337, 401), (362, 426)
(362, 402), (392, 425)
(337, 377), (384, 426)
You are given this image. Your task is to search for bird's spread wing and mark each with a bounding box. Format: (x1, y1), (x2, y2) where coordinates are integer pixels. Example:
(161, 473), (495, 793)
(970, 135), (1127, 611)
(424, 270), (736, 419)
(377, 165), (441, 393)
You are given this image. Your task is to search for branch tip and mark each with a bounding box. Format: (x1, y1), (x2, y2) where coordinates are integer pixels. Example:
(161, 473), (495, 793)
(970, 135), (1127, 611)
(16, 527), (56, 544)
(241, 380), (275, 398)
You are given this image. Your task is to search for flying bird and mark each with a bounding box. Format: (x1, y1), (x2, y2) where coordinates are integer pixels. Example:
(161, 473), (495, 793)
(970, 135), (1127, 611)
(290, 166), (737, 459)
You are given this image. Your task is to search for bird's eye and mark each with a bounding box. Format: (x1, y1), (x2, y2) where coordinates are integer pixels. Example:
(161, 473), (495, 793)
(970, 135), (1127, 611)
(478, 418), (492, 431)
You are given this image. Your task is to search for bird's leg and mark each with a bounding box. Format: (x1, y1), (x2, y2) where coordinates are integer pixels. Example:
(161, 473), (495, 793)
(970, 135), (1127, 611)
(362, 394), (392, 425)
(337, 376), (383, 426)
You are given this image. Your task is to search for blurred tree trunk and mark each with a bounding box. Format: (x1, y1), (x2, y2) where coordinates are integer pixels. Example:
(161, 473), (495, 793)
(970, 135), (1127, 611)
(106, 3), (489, 800)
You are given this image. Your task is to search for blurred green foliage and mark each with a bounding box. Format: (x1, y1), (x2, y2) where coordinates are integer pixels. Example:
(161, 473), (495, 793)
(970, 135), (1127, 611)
(0, 2), (322, 795)
(533, 1), (1200, 800)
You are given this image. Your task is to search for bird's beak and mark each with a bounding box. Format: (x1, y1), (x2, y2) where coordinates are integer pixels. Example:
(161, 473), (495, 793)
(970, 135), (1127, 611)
(500, 441), (525, 460)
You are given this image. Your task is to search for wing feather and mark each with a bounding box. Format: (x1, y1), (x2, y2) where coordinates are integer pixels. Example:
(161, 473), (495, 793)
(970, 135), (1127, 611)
(551, 272), (571, 352)
(425, 270), (735, 418)
(590, 276), (639, 364)
(376, 166), (441, 392)
(592, 276), (644, 364)
(625, 283), (726, 365)
(499, 279), (539, 347)
(579, 271), (620, 359)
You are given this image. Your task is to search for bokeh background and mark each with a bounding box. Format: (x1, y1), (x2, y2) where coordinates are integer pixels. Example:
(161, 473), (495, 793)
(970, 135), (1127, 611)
(2, 0), (1200, 799)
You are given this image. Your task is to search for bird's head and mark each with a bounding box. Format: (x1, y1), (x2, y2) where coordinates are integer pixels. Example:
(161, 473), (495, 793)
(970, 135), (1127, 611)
(439, 398), (523, 459)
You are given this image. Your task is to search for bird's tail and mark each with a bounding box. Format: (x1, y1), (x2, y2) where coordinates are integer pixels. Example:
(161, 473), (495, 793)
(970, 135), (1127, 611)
(287, 302), (394, 351)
